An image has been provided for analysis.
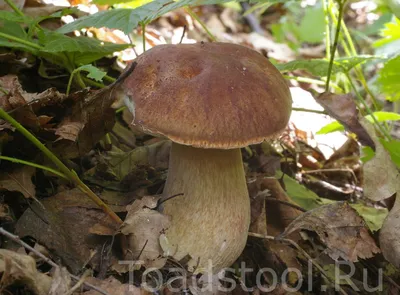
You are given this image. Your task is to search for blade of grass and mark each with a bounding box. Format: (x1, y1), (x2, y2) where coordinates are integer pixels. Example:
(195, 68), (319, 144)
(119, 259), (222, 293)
(0, 108), (123, 224)
(0, 155), (67, 179)
(184, 7), (216, 42)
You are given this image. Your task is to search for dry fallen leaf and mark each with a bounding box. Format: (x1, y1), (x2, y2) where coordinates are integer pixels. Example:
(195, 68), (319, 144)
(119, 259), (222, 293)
(119, 196), (170, 270)
(84, 276), (148, 295)
(0, 249), (52, 295)
(280, 202), (380, 262)
(0, 165), (36, 199)
(316, 92), (375, 149)
(15, 188), (120, 274)
(361, 119), (400, 202)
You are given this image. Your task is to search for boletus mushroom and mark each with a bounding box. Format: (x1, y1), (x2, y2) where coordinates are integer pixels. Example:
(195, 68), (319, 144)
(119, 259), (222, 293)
(118, 42), (292, 273)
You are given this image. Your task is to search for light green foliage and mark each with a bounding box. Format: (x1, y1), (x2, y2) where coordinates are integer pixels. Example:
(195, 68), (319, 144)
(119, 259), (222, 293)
(298, 4), (325, 43)
(317, 111), (400, 134)
(351, 204), (388, 232)
(76, 65), (107, 82)
(58, 0), (236, 34)
(380, 139), (400, 168)
(276, 55), (381, 77)
(378, 55), (400, 101)
(276, 171), (331, 210)
(0, 15), (130, 66)
(383, 0), (400, 19)
(374, 16), (400, 47)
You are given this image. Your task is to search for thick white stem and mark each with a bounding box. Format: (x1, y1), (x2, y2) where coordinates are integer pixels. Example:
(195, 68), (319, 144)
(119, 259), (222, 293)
(161, 142), (250, 273)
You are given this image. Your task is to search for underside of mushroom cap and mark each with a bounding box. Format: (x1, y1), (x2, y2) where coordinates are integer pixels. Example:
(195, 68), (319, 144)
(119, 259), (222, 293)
(120, 42), (292, 149)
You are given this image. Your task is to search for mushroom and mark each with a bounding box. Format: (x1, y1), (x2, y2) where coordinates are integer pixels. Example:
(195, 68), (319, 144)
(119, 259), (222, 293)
(118, 42), (292, 273)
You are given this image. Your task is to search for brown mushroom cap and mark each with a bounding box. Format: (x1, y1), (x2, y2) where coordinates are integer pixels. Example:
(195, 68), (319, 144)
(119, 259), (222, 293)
(121, 42), (292, 149)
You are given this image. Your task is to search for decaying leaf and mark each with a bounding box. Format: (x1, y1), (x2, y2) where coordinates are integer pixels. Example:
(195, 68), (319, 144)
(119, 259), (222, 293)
(15, 188), (120, 274)
(280, 202), (380, 262)
(84, 276), (147, 295)
(361, 119), (400, 202)
(119, 196), (170, 270)
(55, 120), (84, 142)
(0, 249), (52, 295)
(380, 197), (400, 268)
(315, 92), (375, 149)
(0, 165), (36, 199)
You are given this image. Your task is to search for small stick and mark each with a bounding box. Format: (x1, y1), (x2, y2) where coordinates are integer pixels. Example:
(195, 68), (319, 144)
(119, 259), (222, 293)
(0, 227), (111, 295)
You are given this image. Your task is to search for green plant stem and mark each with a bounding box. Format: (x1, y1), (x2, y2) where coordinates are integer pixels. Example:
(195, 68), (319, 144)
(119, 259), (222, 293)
(325, 0), (344, 92)
(0, 108), (123, 224)
(103, 75), (116, 83)
(328, 0), (379, 109)
(322, 0), (331, 59)
(4, 0), (24, 16)
(292, 107), (327, 114)
(116, 105), (126, 114)
(82, 77), (105, 88)
(0, 156), (67, 179)
(184, 7), (216, 41)
(141, 23), (146, 52)
(0, 32), (42, 50)
(346, 74), (391, 141)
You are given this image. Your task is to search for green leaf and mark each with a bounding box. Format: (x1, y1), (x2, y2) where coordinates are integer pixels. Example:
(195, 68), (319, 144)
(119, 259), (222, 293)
(298, 5), (325, 43)
(380, 139), (400, 168)
(58, 0), (237, 34)
(317, 111), (400, 135)
(276, 55), (382, 77)
(316, 121), (344, 134)
(374, 15), (400, 48)
(350, 203), (388, 232)
(0, 11), (31, 22)
(77, 64), (107, 81)
(360, 146), (375, 163)
(377, 55), (400, 102)
(277, 171), (333, 210)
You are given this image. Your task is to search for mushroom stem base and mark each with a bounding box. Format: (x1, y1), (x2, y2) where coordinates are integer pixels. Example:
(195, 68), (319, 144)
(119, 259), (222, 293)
(161, 143), (250, 273)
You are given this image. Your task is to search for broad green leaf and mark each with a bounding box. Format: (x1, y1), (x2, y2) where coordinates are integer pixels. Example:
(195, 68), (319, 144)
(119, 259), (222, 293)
(350, 203), (388, 231)
(98, 0), (152, 7)
(0, 20), (37, 53)
(58, 0), (238, 34)
(380, 139), (400, 168)
(40, 32), (129, 53)
(298, 5), (325, 43)
(317, 111), (400, 135)
(378, 55), (400, 102)
(361, 146), (375, 163)
(77, 64), (107, 81)
(276, 55), (381, 77)
(0, 11), (31, 23)
(276, 171), (332, 210)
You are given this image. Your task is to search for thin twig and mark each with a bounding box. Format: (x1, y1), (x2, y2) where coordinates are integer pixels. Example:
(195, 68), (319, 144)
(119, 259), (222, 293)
(157, 193), (184, 209)
(63, 269), (92, 295)
(0, 227), (111, 295)
(179, 25), (187, 44)
(248, 232), (349, 295)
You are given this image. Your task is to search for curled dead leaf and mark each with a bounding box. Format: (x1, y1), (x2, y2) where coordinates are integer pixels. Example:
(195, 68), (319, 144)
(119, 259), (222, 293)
(316, 92), (375, 149)
(280, 202), (380, 262)
(119, 196), (170, 270)
(0, 165), (36, 199)
(0, 249), (52, 295)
